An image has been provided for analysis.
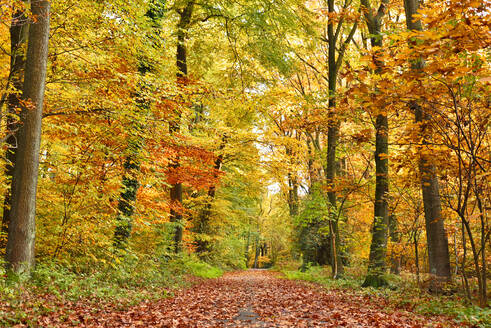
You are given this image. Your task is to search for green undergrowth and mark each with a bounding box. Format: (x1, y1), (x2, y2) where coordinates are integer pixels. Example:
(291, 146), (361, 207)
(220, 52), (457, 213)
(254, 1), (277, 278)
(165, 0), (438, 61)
(185, 261), (223, 279)
(0, 253), (224, 326)
(280, 265), (490, 327)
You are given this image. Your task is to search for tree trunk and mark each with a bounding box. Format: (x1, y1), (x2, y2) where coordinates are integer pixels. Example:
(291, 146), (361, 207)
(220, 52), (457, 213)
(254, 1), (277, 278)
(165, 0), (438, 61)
(363, 113), (389, 287)
(389, 214), (401, 275)
(1, 6), (30, 250)
(414, 232), (420, 286)
(253, 236), (260, 268)
(287, 172), (299, 217)
(325, 0), (346, 279)
(113, 153), (140, 249)
(113, 5), (162, 249)
(475, 191), (487, 307)
(403, 0), (451, 286)
(245, 224), (251, 267)
(460, 220), (472, 300)
(170, 1), (194, 253)
(195, 141), (224, 255)
(361, 0), (390, 288)
(5, 0), (50, 274)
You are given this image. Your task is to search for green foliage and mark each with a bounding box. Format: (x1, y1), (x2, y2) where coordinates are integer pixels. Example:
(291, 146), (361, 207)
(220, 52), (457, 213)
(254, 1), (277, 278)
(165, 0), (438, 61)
(282, 266), (360, 290)
(414, 299), (490, 328)
(184, 261), (223, 279)
(294, 186), (332, 267)
(206, 234), (248, 270)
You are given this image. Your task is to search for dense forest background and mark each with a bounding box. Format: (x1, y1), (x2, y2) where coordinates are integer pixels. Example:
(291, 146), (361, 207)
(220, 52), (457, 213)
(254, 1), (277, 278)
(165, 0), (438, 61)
(0, 0), (489, 325)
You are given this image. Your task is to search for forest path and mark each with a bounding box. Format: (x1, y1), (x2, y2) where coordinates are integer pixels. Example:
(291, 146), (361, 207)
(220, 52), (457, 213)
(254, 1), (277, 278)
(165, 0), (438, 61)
(38, 270), (457, 327)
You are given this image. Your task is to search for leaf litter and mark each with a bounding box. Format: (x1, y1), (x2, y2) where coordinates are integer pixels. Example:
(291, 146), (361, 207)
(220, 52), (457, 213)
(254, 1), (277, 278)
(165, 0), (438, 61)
(31, 270), (462, 327)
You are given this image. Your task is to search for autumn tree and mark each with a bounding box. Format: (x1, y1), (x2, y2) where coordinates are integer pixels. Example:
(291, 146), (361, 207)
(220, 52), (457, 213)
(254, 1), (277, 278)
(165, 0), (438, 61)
(324, 0), (358, 279)
(402, 0), (451, 288)
(113, 0), (165, 250)
(1, 0), (29, 248)
(360, 0), (390, 288)
(5, 0), (50, 274)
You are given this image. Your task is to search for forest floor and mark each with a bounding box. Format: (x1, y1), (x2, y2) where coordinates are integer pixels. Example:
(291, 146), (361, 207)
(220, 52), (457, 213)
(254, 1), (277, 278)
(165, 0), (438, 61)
(29, 269), (465, 328)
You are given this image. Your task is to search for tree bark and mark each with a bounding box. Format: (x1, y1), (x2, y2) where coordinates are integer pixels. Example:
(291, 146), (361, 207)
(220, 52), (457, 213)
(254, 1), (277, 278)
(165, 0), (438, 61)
(113, 153), (140, 249)
(287, 172), (299, 217)
(324, 0), (358, 279)
(414, 232), (420, 285)
(1, 6), (30, 250)
(170, 1), (194, 253)
(389, 214), (401, 274)
(361, 0), (390, 287)
(253, 236), (260, 268)
(195, 139), (225, 254)
(403, 0), (451, 285)
(5, 0), (50, 274)
(475, 190), (487, 307)
(113, 4), (162, 249)
(363, 113), (389, 287)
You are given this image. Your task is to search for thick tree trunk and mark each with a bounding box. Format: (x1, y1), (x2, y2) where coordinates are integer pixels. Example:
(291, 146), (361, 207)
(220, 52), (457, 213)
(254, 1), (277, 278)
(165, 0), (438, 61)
(5, 0), (50, 274)
(361, 0), (390, 288)
(418, 152), (451, 281)
(363, 113), (389, 287)
(403, 0), (451, 285)
(170, 1), (194, 253)
(1, 7), (29, 249)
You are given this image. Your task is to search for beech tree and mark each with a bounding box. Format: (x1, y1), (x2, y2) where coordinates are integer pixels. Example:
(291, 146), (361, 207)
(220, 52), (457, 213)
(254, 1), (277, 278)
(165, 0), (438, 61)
(360, 0), (390, 288)
(5, 0), (50, 274)
(1, 2), (29, 247)
(402, 0), (451, 287)
(324, 0), (358, 279)
(0, 0), (487, 315)
(113, 0), (165, 250)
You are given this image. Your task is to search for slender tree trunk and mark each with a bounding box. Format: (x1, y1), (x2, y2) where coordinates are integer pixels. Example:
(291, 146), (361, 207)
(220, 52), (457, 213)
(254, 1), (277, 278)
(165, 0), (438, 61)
(195, 141), (225, 254)
(306, 138), (315, 193)
(460, 220), (472, 301)
(414, 232), (420, 286)
(389, 214), (401, 274)
(1, 6), (30, 249)
(5, 0), (50, 274)
(403, 0), (451, 288)
(253, 236), (260, 268)
(170, 1), (194, 253)
(453, 227), (459, 276)
(245, 223), (251, 267)
(461, 215), (484, 307)
(325, 0), (347, 278)
(286, 145), (299, 217)
(113, 5), (162, 249)
(475, 192), (487, 307)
